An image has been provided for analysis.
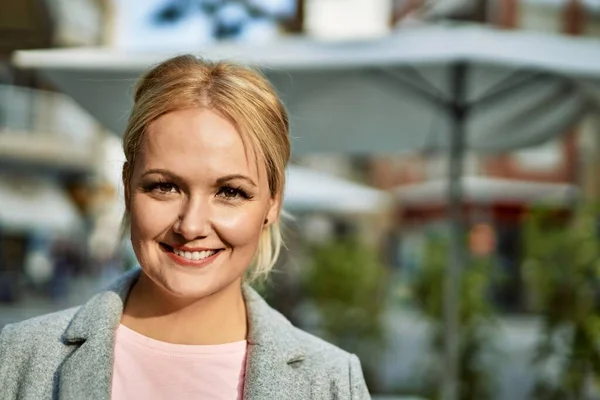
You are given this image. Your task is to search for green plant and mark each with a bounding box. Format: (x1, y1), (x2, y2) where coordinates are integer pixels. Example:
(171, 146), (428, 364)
(524, 205), (600, 399)
(302, 236), (387, 390)
(412, 236), (496, 400)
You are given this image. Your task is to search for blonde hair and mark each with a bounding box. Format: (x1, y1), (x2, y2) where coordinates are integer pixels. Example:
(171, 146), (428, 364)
(122, 55), (290, 280)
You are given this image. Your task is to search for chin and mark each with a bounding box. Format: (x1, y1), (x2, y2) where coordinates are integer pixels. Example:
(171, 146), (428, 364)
(162, 279), (214, 299)
(148, 266), (242, 302)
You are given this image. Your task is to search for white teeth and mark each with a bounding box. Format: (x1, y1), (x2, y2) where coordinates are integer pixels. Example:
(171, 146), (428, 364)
(173, 248), (217, 261)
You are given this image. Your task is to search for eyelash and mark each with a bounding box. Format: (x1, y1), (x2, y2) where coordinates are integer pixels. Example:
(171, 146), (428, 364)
(142, 180), (253, 200)
(142, 180), (177, 194)
(217, 185), (253, 200)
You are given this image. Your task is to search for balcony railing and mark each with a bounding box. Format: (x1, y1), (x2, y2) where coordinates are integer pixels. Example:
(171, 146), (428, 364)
(0, 84), (99, 170)
(0, 84), (97, 142)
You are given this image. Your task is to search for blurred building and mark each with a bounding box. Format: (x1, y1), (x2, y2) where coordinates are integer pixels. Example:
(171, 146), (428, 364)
(0, 0), (105, 302)
(3, 2), (600, 395)
(0, 83), (104, 301)
(3, 0), (599, 310)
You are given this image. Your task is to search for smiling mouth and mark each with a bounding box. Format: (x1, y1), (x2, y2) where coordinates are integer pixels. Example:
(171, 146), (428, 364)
(160, 243), (223, 264)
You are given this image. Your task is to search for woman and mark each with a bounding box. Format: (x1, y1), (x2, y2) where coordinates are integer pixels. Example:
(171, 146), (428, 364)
(0, 55), (370, 399)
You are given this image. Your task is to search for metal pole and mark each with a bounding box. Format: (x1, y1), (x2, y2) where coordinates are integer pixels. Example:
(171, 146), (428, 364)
(442, 62), (468, 400)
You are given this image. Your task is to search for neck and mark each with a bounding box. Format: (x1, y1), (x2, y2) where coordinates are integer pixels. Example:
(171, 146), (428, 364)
(122, 274), (247, 345)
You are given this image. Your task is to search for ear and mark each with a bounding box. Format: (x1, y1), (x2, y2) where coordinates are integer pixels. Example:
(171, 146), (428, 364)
(122, 162), (131, 212)
(264, 193), (281, 228)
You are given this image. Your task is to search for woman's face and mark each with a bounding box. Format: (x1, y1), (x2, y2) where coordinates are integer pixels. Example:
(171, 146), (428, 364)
(126, 108), (279, 300)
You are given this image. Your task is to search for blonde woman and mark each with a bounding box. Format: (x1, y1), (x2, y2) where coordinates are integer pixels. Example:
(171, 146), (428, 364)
(0, 55), (370, 399)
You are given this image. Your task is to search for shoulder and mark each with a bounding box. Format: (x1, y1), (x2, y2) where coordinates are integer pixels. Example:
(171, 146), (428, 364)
(1, 306), (79, 343)
(0, 269), (136, 346)
(289, 323), (366, 383)
(0, 307), (80, 394)
(257, 302), (370, 397)
(0, 307), (79, 358)
(245, 285), (360, 368)
(291, 324), (352, 363)
(278, 311), (371, 398)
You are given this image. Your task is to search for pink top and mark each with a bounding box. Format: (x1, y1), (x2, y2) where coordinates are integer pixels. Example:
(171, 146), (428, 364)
(111, 324), (247, 400)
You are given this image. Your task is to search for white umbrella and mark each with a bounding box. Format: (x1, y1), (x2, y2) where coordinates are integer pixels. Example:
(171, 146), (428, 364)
(11, 23), (600, 152)
(13, 23), (600, 399)
(284, 165), (389, 213)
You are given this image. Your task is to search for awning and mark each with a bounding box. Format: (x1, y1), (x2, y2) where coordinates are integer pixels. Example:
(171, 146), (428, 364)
(396, 176), (579, 207)
(0, 176), (84, 235)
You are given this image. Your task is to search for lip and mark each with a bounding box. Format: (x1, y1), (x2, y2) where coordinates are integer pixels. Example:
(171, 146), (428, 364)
(160, 243), (223, 268)
(171, 244), (221, 252)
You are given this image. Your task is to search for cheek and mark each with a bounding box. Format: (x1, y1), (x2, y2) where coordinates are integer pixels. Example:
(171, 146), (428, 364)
(212, 205), (266, 247)
(130, 195), (178, 240)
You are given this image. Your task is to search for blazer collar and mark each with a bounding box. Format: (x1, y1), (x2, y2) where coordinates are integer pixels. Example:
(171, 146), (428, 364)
(58, 268), (139, 400)
(241, 285), (309, 399)
(59, 268), (309, 399)
(243, 284), (305, 361)
(63, 268), (138, 342)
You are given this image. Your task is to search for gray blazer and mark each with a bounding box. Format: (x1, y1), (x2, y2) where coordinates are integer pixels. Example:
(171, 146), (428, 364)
(0, 269), (370, 399)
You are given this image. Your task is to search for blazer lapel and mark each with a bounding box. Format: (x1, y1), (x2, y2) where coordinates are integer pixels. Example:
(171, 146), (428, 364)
(57, 269), (140, 400)
(56, 273), (305, 399)
(242, 286), (310, 400)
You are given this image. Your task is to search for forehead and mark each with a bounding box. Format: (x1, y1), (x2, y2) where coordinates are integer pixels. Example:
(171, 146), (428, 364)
(138, 108), (264, 181)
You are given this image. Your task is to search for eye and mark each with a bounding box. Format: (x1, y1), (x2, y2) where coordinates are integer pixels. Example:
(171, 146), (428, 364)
(155, 182), (177, 193)
(217, 185), (252, 200)
(143, 180), (179, 195)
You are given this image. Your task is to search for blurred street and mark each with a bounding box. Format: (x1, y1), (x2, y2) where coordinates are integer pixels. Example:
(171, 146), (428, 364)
(3, 0), (600, 398)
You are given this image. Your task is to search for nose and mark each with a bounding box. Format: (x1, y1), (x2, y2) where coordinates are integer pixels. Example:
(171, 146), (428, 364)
(173, 197), (211, 241)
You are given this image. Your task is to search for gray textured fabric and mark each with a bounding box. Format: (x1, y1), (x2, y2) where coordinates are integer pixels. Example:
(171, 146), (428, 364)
(0, 269), (371, 399)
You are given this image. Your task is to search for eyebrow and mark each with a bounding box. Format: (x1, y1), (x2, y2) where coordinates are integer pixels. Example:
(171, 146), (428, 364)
(141, 169), (181, 180)
(217, 174), (257, 187)
(141, 169), (257, 187)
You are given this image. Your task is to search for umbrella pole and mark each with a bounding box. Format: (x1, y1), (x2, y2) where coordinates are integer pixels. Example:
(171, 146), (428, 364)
(442, 62), (468, 400)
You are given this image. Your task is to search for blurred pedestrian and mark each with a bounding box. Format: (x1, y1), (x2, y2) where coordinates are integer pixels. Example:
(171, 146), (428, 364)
(23, 246), (53, 292)
(0, 55), (370, 399)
